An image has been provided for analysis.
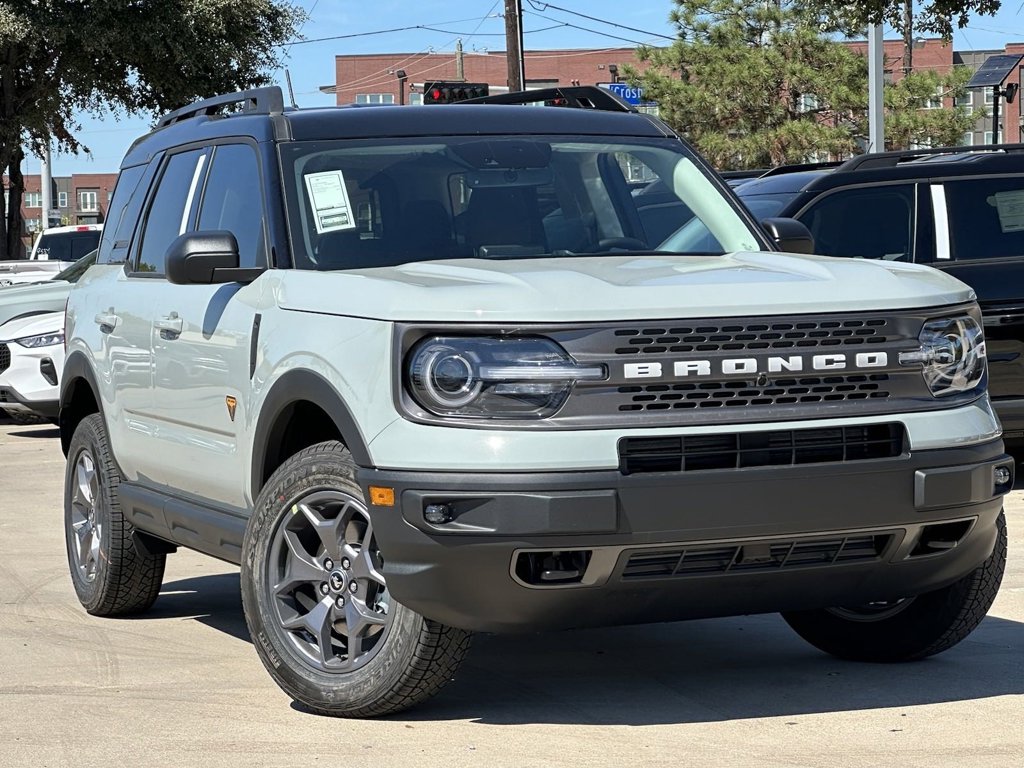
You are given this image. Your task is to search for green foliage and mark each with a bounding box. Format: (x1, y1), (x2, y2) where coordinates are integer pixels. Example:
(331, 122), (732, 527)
(0, 0), (304, 257)
(818, 0), (1001, 39)
(630, 0), (983, 169)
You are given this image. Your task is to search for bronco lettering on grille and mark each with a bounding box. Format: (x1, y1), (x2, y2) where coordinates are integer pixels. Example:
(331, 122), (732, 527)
(623, 353), (889, 380)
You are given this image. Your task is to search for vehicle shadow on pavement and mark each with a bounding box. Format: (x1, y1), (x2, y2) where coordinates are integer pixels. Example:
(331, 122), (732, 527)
(410, 613), (1024, 725)
(146, 573), (250, 643)
(151, 573), (1024, 724)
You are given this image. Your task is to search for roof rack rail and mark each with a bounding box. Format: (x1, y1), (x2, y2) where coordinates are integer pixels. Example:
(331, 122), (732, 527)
(157, 86), (285, 128)
(838, 142), (1024, 172)
(460, 85), (636, 113)
(719, 168), (770, 180)
(757, 160), (844, 178)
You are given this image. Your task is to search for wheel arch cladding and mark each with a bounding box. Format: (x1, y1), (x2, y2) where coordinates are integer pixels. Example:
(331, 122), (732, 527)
(252, 369), (372, 499)
(59, 353), (102, 456)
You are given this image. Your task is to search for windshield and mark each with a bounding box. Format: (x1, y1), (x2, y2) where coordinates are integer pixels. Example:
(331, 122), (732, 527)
(281, 136), (762, 270)
(734, 191), (800, 219)
(34, 229), (101, 262)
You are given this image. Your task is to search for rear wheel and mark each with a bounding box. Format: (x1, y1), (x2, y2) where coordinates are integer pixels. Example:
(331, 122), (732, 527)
(64, 413), (166, 615)
(783, 511), (1007, 662)
(241, 441), (471, 717)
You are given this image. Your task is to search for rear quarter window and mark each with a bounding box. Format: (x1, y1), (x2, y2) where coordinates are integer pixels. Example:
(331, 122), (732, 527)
(946, 177), (1024, 261)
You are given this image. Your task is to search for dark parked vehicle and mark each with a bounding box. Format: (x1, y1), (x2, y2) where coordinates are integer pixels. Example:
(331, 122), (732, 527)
(735, 145), (1024, 443)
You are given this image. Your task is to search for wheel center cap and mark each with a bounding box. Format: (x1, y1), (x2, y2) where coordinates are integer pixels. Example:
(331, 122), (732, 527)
(328, 570), (346, 592)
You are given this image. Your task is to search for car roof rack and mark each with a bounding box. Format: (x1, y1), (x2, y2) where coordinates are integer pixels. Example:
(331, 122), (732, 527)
(157, 86), (285, 128)
(719, 168), (771, 179)
(838, 143), (1024, 172)
(460, 85), (637, 113)
(755, 160), (844, 178)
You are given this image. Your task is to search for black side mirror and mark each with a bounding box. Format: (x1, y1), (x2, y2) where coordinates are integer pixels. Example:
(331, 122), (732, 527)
(761, 218), (815, 255)
(165, 231), (264, 285)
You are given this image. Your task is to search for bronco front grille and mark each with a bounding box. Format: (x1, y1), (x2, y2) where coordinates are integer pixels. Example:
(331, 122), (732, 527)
(616, 374), (891, 412)
(618, 423), (904, 474)
(612, 318), (890, 356)
(0, 343), (9, 374)
(621, 533), (893, 580)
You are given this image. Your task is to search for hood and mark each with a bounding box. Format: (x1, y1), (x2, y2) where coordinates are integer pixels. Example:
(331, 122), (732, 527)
(0, 310), (64, 341)
(274, 252), (976, 323)
(0, 281), (71, 327)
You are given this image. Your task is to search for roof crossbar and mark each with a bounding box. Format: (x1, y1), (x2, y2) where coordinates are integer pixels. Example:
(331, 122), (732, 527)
(157, 86), (285, 128)
(460, 85), (637, 113)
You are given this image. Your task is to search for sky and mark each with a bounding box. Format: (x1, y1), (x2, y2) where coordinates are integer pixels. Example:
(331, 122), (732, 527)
(41, 0), (1024, 177)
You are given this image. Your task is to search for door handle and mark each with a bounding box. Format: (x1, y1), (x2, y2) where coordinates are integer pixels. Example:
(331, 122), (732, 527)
(94, 310), (120, 332)
(154, 313), (184, 335)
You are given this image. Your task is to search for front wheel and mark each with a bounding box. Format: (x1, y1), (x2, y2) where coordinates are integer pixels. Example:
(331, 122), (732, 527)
(783, 511), (1007, 662)
(241, 442), (471, 717)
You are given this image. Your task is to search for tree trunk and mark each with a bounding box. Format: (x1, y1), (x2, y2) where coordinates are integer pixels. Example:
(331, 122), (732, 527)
(3, 147), (25, 259)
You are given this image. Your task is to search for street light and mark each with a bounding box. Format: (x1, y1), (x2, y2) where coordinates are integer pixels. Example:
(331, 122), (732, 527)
(396, 69), (408, 106)
(607, 64), (619, 84)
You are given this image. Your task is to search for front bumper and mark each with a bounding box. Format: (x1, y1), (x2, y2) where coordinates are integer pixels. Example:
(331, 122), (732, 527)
(359, 439), (1011, 633)
(0, 343), (62, 419)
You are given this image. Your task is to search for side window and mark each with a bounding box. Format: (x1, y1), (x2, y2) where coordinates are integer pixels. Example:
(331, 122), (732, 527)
(945, 178), (1024, 261)
(96, 164), (146, 264)
(797, 185), (915, 261)
(135, 149), (206, 274)
(197, 144), (266, 268)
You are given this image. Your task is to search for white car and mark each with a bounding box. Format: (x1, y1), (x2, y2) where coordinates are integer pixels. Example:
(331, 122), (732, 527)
(0, 311), (64, 422)
(0, 224), (102, 287)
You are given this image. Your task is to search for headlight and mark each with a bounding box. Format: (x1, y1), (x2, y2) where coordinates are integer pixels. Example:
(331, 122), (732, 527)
(406, 336), (606, 419)
(899, 313), (985, 397)
(15, 331), (65, 348)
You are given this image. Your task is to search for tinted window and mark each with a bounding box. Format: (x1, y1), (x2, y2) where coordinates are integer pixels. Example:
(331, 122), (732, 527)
(946, 177), (1024, 260)
(737, 192), (799, 219)
(797, 185), (915, 261)
(135, 149), (206, 274)
(96, 164), (146, 264)
(198, 144), (265, 268)
(34, 229), (101, 262)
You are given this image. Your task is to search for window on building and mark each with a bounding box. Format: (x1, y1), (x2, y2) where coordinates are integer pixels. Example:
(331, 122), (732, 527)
(78, 189), (99, 212)
(961, 132), (975, 146)
(23, 192), (41, 208)
(954, 91), (973, 114)
(924, 86), (944, 109)
(985, 89), (995, 106)
(24, 218), (40, 233)
(355, 93), (395, 104)
(797, 93), (820, 113)
(984, 131), (1003, 144)
(57, 191), (68, 208)
(408, 92), (423, 106)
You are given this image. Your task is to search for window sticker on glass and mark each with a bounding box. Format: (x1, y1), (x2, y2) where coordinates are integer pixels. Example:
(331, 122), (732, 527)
(989, 190), (1024, 233)
(304, 171), (356, 233)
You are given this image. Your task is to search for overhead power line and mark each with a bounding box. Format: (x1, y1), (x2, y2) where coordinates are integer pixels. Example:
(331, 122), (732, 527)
(523, 0), (675, 42)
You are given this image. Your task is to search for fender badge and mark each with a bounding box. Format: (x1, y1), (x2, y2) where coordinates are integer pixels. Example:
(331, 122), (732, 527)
(225, 395), (237, 421)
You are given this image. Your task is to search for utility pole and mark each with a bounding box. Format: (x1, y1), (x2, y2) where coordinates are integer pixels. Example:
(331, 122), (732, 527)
(901, 0), (913, 77)
(40, 142), (52, 232)
(867, 25), (885, 153)
(503, 0), (525, 92)
(456, 39), (465, 81)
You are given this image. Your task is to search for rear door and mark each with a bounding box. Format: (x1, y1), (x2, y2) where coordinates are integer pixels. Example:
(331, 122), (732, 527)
(930, 176), (1024, 409)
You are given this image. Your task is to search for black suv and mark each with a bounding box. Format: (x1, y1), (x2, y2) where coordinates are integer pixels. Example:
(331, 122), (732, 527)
(735, 146), (1024, 442)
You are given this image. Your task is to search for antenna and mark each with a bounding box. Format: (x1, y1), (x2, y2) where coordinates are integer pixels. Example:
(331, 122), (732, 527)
(285, 69), (298, 109)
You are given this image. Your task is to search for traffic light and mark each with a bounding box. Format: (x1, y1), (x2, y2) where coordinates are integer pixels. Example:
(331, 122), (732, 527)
(422, 81), (490, 104)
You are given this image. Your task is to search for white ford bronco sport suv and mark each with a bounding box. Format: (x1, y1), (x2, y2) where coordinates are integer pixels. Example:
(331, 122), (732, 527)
(60, 86), (1011, 717)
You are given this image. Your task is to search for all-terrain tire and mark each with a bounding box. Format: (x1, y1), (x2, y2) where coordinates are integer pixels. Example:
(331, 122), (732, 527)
(241, 441), (472, 718)
(783, 511), (1007, 662)
(64, 413), (166, 615)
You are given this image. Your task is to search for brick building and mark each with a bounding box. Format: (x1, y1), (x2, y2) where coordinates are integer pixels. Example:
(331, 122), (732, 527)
(3, 171), (118, 255)
(334, 40), (1024, 147)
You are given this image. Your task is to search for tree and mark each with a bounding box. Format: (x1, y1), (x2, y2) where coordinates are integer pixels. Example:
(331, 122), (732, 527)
(629, 0), (978, 169)
(0, 1), (304, 259)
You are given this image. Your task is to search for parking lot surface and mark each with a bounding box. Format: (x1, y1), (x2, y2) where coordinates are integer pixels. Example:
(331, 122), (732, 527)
(1, 419), (1021, 768)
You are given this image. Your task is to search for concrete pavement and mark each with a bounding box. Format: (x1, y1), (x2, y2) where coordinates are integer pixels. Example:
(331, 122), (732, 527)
(1, 420), (1021, 768)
